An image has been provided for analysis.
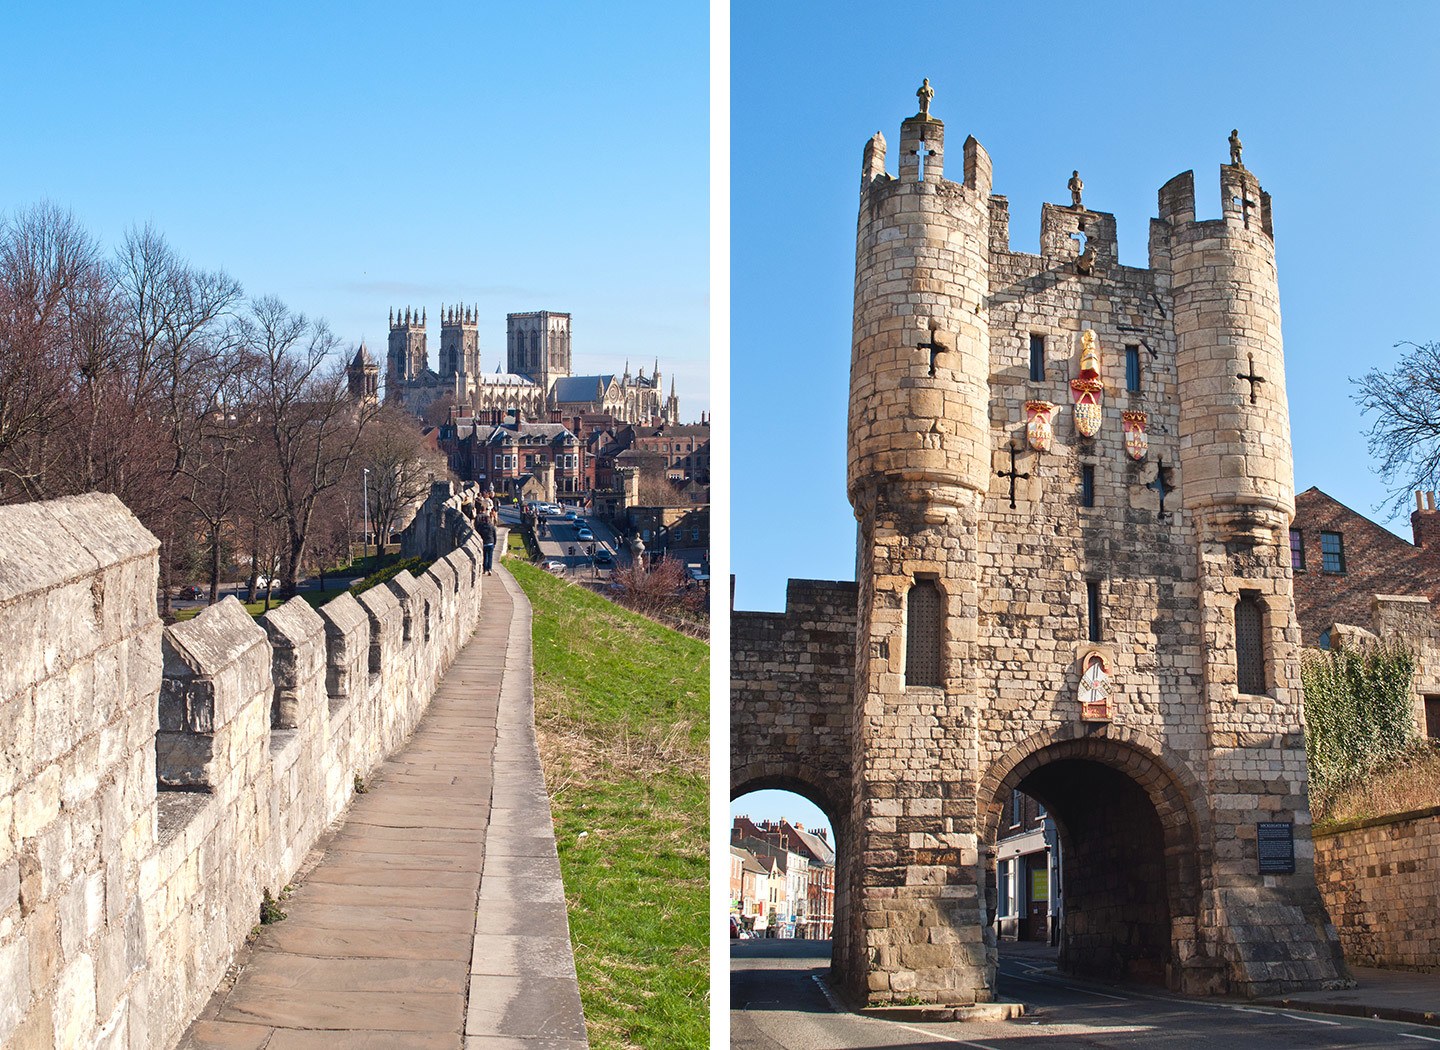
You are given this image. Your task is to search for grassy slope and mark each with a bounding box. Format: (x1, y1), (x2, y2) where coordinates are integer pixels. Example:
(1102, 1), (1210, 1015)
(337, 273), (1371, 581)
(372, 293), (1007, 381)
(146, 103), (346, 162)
(509, 558), (708, 1050)
(1317, 747), (1440, 828)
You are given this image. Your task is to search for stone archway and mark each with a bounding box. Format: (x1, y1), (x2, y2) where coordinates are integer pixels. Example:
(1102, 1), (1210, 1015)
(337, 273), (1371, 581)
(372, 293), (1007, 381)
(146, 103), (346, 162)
(980, 726), (1217, 992)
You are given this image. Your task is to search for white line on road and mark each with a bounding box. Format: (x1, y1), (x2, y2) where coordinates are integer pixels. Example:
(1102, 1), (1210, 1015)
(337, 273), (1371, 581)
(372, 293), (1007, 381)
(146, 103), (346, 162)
(1280, 1012), (1341, 1025)
(1400, 1034), (1440, 1043)
(1060, 985), (1129, 1001)
(883, 1022), (1003, 1050)
(808, 976), (1002, 1049)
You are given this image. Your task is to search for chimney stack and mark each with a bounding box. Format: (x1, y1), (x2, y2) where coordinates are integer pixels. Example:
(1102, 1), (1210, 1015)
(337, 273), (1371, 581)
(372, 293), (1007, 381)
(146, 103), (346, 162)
(1413, 490), (1440, 549)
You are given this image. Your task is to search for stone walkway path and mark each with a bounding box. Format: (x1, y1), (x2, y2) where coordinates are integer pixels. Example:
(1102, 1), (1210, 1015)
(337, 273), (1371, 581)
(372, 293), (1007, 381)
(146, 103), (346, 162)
(181, 567), (587, 1049)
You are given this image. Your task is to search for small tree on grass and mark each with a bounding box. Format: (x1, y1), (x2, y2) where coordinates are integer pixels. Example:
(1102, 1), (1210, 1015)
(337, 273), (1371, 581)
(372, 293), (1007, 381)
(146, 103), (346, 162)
(1301, 641), (1417, 815)
(608, 557), (705, 622)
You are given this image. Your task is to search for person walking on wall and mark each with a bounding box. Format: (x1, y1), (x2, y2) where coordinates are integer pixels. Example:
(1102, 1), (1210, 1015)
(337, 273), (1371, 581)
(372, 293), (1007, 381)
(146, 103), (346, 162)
(478, 512), (497, 576)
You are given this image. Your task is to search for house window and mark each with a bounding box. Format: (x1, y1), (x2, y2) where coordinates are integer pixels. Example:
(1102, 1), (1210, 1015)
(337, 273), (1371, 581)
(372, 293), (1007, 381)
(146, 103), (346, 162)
(905, 578), (943, 687)
(1321, 531), (1346, 573)
(1289, 529), (1305, 570)
(1426, 696), (1440, 740)
(1125, 345), (1141, 392)
(1081, 464), (1095, 508)
(1086, 580), (1102, 642)
(1236, 593), (1267, 694)
(1029, 335), (1045, 382)
(998, 858), (1012, 917)
(1010, 789), (1023, 827)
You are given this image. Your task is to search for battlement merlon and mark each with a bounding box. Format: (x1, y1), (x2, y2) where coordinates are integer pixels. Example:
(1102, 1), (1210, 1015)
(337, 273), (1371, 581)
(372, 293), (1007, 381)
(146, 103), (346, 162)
(861, 112), (990, 195)
(1155, 166), (1274, 238)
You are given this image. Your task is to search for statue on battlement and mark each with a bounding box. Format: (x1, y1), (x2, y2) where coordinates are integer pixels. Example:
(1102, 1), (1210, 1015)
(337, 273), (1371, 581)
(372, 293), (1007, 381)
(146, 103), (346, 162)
(917, 78), (934, 119)
(1068, 170), (1084, 209)
(1229, 128), (1244, 167)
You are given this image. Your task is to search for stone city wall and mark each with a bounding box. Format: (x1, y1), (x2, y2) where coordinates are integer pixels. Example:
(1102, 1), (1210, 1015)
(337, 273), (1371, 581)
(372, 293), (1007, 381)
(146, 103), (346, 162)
(0, 486), (484, 1049)
(1314, 807), (1440, 971)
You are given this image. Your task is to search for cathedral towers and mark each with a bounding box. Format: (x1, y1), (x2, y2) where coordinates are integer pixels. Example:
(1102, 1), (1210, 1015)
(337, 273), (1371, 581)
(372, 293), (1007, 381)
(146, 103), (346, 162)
(507, 310), (572, 388)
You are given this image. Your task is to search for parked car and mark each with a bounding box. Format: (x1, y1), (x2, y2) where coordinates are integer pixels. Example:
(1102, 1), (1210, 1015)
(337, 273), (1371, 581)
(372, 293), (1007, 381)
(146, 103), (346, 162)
(179, 585), (204, 600)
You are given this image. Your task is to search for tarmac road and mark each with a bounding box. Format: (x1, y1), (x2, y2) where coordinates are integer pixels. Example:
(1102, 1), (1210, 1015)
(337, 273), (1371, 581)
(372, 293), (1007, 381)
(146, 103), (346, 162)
(731, 939), (1440, 1048)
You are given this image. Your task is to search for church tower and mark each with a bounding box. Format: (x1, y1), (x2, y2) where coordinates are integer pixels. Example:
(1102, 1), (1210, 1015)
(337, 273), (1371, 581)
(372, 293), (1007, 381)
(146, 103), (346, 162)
(506, 311), (573, 392)
(386, 306), (427, 397)
(844, 85), (996, 1005)
(440, 303), (481, 398)
(347, 342), (379, 406)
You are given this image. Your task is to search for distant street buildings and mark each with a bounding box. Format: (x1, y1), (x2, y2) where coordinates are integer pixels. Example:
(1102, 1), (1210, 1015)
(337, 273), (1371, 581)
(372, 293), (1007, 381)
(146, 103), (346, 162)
(730, 816), (835, 939)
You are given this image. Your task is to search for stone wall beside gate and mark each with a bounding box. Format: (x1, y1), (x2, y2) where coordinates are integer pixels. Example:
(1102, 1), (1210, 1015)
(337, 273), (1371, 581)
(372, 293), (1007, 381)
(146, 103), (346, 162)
(1314, 806), (1440, 971)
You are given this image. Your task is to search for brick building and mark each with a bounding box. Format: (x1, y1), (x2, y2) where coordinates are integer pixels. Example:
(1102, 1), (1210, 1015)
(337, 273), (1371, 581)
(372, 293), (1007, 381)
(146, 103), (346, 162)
(436, 412), (581, 497)
(1291, 486), (1440, 739)
(1291, 487), (1440, 647)
(995, 792), (1057, 944)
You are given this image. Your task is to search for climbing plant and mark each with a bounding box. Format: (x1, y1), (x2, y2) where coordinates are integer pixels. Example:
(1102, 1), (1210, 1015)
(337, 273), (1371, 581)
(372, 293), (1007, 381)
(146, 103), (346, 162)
(1301, 641), (1417, 812)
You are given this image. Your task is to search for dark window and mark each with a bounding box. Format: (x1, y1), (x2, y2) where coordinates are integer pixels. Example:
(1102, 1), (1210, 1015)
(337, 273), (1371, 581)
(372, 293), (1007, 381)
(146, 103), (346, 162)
(1318, 628), (1332, 651)
(1236, 593), (1267, 694)
(1125, 345), (1141, 392)
(1086, 580), (1101, 642)
(905, 579), (942, 687)
(1321, 531), (1346, 573)
(1290, 529), (1305, 570)
(1081, 464), (1096, 507)
(1029, 335), (1045, 382)
(1010, 789), (1023, 827)
(1426, 696), (1440, 740)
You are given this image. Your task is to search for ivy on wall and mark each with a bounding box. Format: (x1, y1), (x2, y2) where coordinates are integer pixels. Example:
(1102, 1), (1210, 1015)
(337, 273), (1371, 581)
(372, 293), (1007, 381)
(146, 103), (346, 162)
(1301, 641), (1417, 812)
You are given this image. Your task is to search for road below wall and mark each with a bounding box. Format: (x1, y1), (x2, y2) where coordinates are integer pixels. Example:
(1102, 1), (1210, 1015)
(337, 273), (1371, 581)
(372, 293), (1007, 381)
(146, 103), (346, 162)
(731, 939), (1440, 1048)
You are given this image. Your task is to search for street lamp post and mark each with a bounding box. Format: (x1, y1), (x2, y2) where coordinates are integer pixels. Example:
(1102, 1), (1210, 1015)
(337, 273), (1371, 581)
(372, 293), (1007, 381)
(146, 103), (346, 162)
(362, 468), (371, 563)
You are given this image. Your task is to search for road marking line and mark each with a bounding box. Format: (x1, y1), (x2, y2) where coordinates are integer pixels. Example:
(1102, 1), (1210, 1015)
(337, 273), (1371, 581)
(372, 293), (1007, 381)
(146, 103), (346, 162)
(884, 1023), (1002, 1050)
(1280, 1013), (1341, 1025)
(810, 976), (1002, 1049)
(1400, 1034), (1440, 1043)
(1059, 985), (1128, 1001)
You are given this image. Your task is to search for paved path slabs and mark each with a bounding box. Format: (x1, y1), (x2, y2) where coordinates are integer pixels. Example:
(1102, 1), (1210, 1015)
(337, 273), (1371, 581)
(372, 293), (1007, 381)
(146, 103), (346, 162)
(180, 566), (587, 1049)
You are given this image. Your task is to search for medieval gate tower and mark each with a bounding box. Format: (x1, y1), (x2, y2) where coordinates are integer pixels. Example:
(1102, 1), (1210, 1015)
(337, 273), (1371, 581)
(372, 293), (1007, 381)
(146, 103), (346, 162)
(732, 87), (1348, 1006)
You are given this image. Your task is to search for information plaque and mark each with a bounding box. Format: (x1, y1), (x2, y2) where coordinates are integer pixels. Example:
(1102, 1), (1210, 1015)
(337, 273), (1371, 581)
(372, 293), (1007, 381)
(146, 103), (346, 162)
(1257, 821), (1295, 875)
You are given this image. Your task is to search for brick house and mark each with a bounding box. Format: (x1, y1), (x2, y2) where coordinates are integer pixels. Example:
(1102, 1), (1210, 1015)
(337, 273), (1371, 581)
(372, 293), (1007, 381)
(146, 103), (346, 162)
(1291, 486), (1440, 738)
(436, 411), (582, 496)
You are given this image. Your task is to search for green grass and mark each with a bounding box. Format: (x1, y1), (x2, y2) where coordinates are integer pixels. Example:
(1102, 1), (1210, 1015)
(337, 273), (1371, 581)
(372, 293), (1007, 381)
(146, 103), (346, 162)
(509, 558), (708, 1050)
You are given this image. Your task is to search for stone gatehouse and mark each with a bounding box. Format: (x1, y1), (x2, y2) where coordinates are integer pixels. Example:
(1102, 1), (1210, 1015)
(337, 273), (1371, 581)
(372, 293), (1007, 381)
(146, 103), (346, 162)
(731, 89), (1348, 1007)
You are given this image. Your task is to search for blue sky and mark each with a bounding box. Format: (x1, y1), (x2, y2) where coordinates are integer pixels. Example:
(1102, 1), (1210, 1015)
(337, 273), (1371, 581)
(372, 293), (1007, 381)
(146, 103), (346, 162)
(730, 0), (1440, 834)
(0, 1), (709, 417)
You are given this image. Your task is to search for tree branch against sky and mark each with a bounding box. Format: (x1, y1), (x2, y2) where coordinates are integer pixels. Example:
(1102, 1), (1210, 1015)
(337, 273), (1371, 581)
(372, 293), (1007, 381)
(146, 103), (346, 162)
(1353, 341), (1440, 517)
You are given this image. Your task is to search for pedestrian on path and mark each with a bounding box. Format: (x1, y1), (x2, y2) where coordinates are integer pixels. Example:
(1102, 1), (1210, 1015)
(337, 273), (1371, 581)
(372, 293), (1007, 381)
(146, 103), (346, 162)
(478, 513), (497, 575)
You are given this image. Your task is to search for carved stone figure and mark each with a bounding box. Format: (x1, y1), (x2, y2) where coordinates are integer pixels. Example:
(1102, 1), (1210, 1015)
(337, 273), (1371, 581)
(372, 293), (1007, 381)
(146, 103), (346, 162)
(1229, 128), (1243, 167)
(916, 78), (934, 119)
(1069, 170), (1084, 209)
(1078, 651), (1112, 721)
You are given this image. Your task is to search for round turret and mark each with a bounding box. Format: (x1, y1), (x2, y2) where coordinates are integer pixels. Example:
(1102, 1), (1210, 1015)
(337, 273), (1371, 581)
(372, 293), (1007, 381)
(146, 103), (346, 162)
(1162, 161), (1292, 537)
(847, 104), (993, 517)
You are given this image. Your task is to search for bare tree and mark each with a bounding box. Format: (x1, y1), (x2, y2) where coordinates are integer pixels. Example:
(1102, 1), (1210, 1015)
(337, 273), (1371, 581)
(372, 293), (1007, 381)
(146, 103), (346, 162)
(361, 406), (452, 546)
(1354, 341), (1440, 515)
(0, 203), (105, 500)
(240, 296), (379, 594)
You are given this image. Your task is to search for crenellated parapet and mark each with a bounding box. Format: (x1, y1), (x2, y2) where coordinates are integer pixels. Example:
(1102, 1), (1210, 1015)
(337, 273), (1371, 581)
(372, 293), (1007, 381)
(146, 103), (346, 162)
(0, 490), (488, 1049)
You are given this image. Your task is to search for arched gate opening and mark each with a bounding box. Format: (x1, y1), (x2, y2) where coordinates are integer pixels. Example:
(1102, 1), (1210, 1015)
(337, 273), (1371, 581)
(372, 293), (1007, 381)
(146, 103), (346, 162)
(984, 734), (1207, 989)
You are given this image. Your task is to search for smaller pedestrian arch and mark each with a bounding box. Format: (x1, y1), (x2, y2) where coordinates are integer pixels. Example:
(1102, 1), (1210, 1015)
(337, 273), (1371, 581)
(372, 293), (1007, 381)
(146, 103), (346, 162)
(980, 726), (1213, 990)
